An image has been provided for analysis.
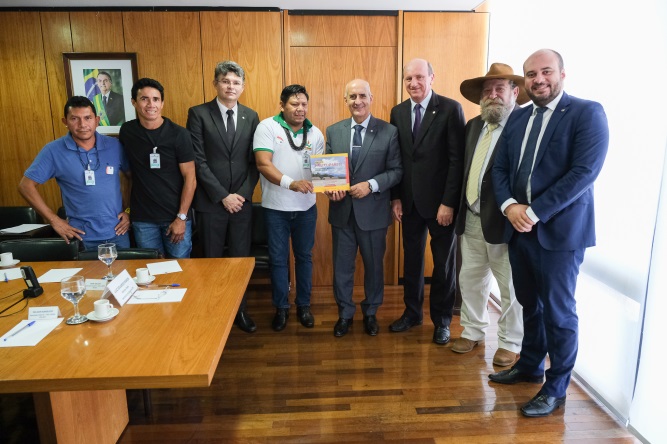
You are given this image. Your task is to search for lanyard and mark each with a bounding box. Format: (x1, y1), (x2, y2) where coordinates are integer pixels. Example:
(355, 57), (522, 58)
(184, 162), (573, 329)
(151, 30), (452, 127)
(144, 123), (165, 150)
(76, 145), (100, 171)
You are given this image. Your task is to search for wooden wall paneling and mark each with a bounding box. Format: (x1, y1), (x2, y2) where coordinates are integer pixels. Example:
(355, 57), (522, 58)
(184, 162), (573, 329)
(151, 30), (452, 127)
(122, 11), (204, 127)
(288, 15), (397, 47)
(213, 11), (283, 121)
(199, 11), (233, 104)
(402, 12), (489, 122)
(287, 14), (398, 286)
(40, 12), (73, 142)
(70, 12), (125, 53)
(0, 12), (59, 207)
(398, 11), (489, 279)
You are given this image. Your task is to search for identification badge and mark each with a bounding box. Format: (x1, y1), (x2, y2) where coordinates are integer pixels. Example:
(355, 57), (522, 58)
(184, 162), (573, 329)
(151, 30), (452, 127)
(150, 147), (160, 169)
(302, 150), (311, 169)
(85, 169), (96, 186)
(106, 165), (114, 175)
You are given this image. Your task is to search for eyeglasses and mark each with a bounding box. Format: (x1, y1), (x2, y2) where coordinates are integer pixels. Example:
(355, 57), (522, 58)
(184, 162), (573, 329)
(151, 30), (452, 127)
(217, 79), (243, 87)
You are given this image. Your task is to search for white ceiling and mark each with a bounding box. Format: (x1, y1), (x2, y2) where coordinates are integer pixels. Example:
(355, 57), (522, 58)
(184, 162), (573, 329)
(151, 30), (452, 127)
(0, 0), (484, 11)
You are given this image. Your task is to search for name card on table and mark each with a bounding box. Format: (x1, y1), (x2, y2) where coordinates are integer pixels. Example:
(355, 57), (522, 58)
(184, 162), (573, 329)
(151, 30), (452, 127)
(106, 269), (138, 306)
(28, 306), (61, 320)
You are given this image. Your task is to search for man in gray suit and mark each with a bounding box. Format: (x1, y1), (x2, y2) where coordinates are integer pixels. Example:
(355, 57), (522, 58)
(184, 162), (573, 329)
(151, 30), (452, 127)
(186, 61), (260, 333)
(325, 79), (403, 337)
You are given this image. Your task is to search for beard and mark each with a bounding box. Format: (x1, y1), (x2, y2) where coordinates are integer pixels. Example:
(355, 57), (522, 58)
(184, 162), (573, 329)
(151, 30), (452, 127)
(480, 97), (514, 124)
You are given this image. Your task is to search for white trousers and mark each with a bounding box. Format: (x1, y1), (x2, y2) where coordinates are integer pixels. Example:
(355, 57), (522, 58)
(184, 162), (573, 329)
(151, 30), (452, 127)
(459, 210), (523, 352)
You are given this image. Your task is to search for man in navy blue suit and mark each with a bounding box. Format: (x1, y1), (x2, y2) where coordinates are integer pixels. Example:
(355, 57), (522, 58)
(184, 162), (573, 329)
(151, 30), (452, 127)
(490, 49), (609, 417)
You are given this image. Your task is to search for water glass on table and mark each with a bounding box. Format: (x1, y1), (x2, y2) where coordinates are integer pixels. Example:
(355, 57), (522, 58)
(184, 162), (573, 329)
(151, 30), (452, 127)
(98, 243), (117, 280)
(60, 275), (87, 325)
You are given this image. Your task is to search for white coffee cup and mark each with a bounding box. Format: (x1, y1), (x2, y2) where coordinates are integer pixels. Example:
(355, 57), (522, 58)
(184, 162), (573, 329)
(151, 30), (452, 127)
(0, 252), (13, 266)
(136, 268), (150, 283)
(94, 299), (114, 318)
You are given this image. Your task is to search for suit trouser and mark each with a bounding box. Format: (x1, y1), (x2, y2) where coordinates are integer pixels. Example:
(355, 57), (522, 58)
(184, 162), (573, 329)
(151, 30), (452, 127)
(459, 210), (522, 352)
(508, 227), (584, 398)
(197, 202), (252, 310)
(331, 209), (387, 319)
(401, 204), (457, 328)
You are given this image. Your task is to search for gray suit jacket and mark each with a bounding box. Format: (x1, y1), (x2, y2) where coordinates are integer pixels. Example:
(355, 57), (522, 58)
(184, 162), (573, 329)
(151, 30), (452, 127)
(455, 113), (516, 244)
(326, 116), (402, 231)
(186, 100), (259, 213)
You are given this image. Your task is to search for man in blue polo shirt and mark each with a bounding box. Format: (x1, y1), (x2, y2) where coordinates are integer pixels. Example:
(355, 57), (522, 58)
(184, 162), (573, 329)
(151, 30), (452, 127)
(19, 96), (130, 250)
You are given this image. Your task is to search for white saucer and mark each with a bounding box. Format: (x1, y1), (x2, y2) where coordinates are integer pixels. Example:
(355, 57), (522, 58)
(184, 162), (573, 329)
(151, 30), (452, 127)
(0, 259), (20, 268)
(133, 275), (155, 285)
(86, 307), (119, 322)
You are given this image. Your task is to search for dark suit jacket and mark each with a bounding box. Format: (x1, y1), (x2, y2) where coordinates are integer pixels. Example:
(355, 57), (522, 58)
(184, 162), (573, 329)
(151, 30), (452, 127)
(104, 91), (125, 126)
(455, 112), (517, 244)
(186, 100), (259, 213)
(326, 116), (403, 231)
(492, 92), (609, 251)
(390, 92), (466, 218)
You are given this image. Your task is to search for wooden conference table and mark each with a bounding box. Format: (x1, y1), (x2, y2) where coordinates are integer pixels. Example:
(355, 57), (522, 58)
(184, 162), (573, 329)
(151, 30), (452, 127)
(0, 258), (254, 444)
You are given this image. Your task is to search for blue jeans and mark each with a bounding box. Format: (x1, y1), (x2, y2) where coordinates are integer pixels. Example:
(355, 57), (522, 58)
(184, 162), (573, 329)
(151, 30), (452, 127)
(132, 220), (192, 258)
(82, 233), (130, 251)
(264, 205), (317, 309)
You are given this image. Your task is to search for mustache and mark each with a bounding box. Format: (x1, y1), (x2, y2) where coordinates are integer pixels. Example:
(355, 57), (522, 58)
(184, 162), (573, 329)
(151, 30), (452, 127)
(481, 98), (505, 106)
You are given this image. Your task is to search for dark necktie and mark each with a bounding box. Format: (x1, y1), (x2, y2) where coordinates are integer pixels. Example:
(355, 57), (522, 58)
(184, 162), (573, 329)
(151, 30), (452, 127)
(351, 124), (363, 169)
(515, 107), (547, 204)
(103, 95), (108, 107)
(412, 103), (422, 142)
(226, 109), (235, 145)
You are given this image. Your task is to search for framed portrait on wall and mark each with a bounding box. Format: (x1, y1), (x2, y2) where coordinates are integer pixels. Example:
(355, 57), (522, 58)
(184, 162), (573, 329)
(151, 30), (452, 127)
(63, 52), (138, 135)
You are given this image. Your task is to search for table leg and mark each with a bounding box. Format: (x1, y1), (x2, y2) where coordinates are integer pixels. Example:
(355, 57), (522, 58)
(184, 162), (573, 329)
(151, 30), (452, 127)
(33, 389), (128, 444)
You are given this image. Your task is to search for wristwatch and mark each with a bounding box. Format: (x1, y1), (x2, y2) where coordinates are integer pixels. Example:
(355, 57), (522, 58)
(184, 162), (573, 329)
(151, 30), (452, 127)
(176, 213), (188, 221)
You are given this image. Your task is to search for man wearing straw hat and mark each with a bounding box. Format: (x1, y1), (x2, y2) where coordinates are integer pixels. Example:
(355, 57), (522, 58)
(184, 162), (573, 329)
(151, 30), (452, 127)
(453, 63), (529, 366)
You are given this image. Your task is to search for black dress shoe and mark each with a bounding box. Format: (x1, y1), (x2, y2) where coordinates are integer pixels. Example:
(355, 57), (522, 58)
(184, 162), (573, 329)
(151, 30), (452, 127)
(488, 368), (543, 384)
(363, 315), (379, 336)
(521, 392), (566, 417)
(272, 308), (289, 332)
(297, 306), (314, 328)
(432, 326), (450, 345)
(333, 318), (353, 337)
(389, 315), (422, 332)
(234, 310), (257, 333)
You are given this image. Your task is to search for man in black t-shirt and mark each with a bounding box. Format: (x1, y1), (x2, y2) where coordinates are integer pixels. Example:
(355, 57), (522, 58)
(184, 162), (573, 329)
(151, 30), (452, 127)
(119, 78), (196, 258)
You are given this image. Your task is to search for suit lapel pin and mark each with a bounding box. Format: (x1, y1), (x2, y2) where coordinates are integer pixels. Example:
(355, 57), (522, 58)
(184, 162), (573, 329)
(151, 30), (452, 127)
(370, 130), (374, 133)
(432, 111), (436, 114)
(242, 116), (245, 119)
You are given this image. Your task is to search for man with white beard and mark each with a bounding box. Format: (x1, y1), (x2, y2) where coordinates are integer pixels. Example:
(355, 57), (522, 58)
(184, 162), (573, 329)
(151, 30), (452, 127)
(452, 64), (530, 366)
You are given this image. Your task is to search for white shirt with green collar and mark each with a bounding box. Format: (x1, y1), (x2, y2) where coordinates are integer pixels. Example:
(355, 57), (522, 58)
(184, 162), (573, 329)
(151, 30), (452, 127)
(253, 113), (325, 211)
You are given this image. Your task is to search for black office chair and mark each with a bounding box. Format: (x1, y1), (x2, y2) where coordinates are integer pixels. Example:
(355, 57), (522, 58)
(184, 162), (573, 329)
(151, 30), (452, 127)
(0, 238), (80, 262)
(77, 248), (161, 261)
(250, 202), (270, 272)
(0, 206), (43, 230)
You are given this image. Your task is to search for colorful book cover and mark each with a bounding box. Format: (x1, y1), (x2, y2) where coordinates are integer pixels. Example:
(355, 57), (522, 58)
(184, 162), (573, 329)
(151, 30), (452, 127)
(310, 153), (350, 192)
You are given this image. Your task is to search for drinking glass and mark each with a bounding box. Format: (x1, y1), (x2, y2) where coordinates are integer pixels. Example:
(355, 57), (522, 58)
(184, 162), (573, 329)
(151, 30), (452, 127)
(98, 243), (118, 280)
(60, 275), (88, 325)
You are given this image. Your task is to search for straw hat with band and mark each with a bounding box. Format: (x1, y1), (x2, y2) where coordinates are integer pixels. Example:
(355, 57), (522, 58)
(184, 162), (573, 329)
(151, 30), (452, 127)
(459, 63), (530, 105)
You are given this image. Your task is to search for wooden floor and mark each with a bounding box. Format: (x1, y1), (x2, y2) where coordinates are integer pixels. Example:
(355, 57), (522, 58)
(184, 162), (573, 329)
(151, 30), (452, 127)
(1, 286), (639, 443)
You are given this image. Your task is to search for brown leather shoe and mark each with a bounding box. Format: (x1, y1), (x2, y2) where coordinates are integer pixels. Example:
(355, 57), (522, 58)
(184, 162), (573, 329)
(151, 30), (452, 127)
(493, 348), (519, 366)
(451, 337), (479, 353)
